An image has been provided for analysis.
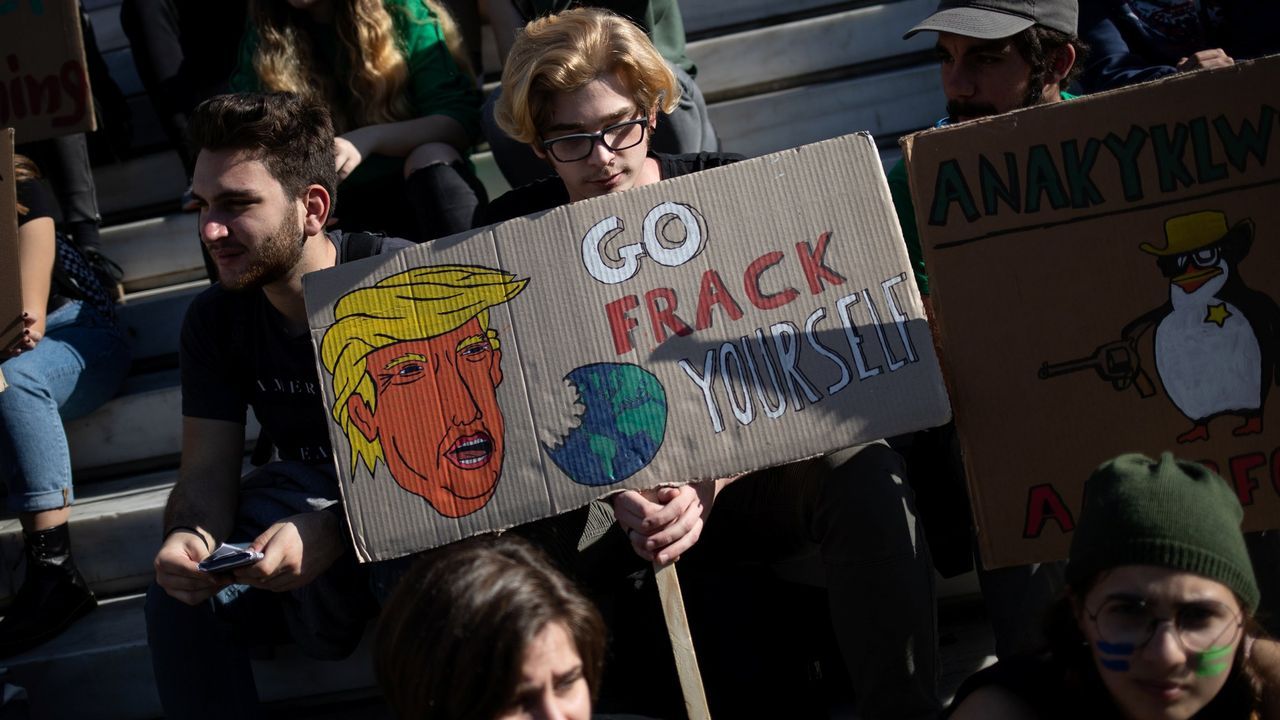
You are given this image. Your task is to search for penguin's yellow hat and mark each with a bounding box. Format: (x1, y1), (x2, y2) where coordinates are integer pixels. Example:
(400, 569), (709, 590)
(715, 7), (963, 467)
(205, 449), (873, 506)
(1140, 210), (1254, 256)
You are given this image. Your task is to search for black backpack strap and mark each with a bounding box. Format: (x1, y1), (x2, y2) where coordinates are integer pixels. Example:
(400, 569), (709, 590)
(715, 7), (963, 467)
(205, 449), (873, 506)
(339, 231), (386, 264)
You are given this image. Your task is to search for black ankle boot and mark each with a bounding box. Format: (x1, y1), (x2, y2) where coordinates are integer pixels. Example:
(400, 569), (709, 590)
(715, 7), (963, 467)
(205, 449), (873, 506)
(0, 524), (97, 658)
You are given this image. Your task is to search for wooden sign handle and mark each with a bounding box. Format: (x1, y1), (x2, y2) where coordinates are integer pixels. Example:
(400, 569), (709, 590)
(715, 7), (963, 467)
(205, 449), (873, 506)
(653, 561), (711, 720)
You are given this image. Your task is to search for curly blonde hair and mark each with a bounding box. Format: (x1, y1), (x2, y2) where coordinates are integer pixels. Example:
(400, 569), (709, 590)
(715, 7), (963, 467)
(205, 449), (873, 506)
(249, 0), (470, 133)
(496, 7), (679, 145)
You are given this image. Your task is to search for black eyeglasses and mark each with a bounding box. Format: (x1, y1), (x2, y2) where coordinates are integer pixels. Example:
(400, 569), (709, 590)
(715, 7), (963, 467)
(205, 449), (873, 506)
(540, 116), (649, 162)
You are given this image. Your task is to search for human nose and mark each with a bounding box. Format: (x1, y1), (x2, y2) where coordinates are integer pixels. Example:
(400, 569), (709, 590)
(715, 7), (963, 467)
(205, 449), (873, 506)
(1142, 619), (1188, 665)
(585, 135), (617, 166)
(529, 693), (570, 720)
(200, 212), (228, 244)
(943, 63), (975, 100)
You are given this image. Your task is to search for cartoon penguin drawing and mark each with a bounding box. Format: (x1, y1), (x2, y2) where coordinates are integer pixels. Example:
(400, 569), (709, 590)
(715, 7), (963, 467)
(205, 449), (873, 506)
(1121, 211), (1279, 443)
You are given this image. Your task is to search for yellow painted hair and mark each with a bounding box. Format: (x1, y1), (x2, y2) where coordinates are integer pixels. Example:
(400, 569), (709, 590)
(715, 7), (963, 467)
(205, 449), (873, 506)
(495, 7), (679, 145)
(320, 265), (528, 475)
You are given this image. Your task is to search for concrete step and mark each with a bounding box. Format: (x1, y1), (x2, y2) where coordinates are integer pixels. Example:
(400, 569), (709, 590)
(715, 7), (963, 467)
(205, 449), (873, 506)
(0, 592), (380, 720)
(66, 371), (183, 476)
(117, 280), (206, 365)
(710, 62), (942, 159)
(0, 470), (174, 602)
(101, 213), (204, 294)
(689, 0), (935, 99)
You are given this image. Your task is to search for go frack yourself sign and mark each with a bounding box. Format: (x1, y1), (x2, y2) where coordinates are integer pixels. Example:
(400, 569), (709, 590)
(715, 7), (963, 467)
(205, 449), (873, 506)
(904, 55), (1280, 569)
(305, 133), (951, 561)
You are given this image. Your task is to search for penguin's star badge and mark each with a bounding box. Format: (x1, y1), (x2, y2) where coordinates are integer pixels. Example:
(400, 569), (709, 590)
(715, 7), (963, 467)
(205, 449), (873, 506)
(1204, 303), (1232, 327)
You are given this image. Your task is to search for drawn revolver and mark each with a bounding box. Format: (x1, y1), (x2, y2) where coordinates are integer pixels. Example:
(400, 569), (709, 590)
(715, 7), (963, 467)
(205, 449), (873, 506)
(1038, 339), (1156, 398)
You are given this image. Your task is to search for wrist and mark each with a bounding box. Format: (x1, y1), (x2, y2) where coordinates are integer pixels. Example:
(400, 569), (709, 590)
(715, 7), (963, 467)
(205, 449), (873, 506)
(165, 524), (212, 552)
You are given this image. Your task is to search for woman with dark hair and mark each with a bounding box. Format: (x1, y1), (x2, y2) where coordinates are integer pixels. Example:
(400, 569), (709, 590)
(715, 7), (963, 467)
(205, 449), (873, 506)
(0, 154), (131, 657)
(375, 535), (604, 719)
(948, 453), (1280, 719)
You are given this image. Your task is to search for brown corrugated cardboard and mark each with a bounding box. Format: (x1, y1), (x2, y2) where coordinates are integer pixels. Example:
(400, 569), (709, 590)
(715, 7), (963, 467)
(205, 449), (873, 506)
(902, 55), (1280, 569)
(305, 133), (952, 562)
(0, 129), (20, 356)
(1, 0), (96, 143)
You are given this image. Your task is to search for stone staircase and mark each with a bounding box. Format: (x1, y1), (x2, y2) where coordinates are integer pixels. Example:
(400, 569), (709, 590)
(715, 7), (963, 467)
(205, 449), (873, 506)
(0, 2), (985, 717)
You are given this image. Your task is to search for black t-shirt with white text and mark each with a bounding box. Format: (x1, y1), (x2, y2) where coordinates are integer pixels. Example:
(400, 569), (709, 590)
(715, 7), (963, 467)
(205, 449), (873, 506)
(179, 231), (411, 464)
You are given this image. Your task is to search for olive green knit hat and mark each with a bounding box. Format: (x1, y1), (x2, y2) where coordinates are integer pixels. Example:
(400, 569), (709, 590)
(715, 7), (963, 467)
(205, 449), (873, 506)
(1065, 452), (1260, 611)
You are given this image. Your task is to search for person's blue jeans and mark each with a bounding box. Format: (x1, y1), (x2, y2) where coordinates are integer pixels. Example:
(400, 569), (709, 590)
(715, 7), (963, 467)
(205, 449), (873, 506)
(0, 300), (130, 513)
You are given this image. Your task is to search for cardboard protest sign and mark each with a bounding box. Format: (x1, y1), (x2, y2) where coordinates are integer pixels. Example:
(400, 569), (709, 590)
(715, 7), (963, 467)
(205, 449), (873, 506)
(0, 0), (95, 143)
(0, 129), (20, 357)
(903, 56), (1280, 569)
(306, 133), (952, 561)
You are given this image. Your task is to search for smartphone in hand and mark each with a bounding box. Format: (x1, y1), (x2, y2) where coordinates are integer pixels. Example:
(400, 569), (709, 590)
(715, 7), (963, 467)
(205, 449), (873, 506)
(198, 542), (264, 573)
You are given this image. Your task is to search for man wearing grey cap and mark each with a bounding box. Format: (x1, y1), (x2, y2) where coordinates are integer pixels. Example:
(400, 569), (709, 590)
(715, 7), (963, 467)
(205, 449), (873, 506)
(888, 0), (1087, 660)
(891, 0), (1086, 299)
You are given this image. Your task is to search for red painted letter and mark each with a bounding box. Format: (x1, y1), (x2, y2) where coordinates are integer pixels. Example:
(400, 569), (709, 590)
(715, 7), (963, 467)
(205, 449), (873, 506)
(1228, 452), (1265, 506)
(743, 251), (799, 310)
(1024, 484), (1074, 538)
(645, 287), (692, 345)
(605, 295), (640, 355)
(1272, 448), (1280, 498)
(695, 269), (744, 330)
(53, 60), (88, 128)
(796, 231), (846, 295)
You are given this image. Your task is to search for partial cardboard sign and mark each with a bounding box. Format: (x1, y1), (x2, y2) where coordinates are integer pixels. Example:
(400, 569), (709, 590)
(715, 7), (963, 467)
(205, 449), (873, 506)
(902, 56), (1280, 569)
(0, 0), (95, 143)
(0, 129), (20, 355)
(306, 133), (952, 562)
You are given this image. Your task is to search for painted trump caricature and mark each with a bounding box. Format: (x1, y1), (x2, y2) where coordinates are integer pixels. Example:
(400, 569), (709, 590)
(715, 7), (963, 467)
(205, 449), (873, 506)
(321, 265), (528, 518)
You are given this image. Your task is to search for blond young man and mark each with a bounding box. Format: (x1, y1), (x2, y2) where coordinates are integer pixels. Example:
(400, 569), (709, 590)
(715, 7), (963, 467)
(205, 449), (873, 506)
(481, 9), (943, 717)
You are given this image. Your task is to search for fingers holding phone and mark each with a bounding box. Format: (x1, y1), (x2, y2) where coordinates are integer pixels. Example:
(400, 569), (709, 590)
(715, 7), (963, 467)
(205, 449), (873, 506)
(233, 511), (344, 593)
(155, 531), (229, 605)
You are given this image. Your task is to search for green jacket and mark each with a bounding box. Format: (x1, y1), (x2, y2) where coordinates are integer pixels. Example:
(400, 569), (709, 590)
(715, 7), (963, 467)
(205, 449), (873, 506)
(231, 0), (482, 187)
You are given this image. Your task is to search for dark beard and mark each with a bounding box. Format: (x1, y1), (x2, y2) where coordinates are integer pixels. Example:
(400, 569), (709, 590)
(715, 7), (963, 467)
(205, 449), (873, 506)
(218, 215), (306, 292)
(945, 76), (1051, 123)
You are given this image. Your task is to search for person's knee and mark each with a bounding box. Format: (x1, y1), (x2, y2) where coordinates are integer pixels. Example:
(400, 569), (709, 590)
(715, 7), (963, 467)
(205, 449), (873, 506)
(826, 442), (912, 510)
(819, 443), (926, 560)
(403, 142), (462, 178)
(0, 355), (51, 407)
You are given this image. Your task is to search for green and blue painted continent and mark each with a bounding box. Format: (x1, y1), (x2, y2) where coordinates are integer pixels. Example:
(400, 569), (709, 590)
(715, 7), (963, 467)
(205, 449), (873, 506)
(543, 363), (667, 486)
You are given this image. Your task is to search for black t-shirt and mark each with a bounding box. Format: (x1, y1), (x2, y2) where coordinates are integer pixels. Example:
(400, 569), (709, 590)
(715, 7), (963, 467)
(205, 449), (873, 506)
(179, 231), (412, 464)
(16, 178), (60, 227)
(481, 151), (745, 224)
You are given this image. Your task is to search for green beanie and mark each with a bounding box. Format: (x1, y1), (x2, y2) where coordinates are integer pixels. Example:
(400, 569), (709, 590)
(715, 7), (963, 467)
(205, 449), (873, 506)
(1065, 452), (1260, 612)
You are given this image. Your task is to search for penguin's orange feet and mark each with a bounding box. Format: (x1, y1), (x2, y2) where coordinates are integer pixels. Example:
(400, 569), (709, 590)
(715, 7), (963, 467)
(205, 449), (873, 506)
(1176, 424), (1210, 443)
(1232, 416), (1263, 436)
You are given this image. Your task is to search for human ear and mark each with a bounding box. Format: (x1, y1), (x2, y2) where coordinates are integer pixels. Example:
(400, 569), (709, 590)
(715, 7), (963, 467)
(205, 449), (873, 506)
(1046, 43), (1077, 89)
(302, 184), (332, 236)
(347, 394), (378, 442)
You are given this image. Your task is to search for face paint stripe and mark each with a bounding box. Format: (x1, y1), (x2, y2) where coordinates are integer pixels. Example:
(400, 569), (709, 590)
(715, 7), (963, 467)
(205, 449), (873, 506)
(1196, 660), (1229, 677)
(1199, 645), (1233, 661)
(1096, 641), (1136, 656)
(1099, 658), (1130, 672)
